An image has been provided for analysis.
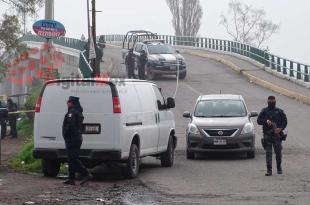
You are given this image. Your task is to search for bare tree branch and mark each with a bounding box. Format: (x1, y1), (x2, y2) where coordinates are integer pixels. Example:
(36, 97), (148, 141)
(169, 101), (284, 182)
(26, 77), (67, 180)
(220, 0), (280, 48)
(166, 0), (203, 37)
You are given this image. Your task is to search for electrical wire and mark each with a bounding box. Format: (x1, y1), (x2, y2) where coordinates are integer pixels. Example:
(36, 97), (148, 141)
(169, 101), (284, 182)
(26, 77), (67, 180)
(173, 60), (180, 99)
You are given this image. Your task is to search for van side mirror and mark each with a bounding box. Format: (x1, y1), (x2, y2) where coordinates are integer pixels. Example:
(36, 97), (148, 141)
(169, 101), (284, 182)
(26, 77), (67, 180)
(166, 97), (175, 109)
(249, 111), (258, 118)
(183, 111), (191, 118)
(176, 50), (180, 53)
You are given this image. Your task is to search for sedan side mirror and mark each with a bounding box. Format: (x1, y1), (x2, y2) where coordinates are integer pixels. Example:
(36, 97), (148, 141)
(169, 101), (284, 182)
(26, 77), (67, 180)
(183, 111), (191, 118)
(166, 97), (175, 109)
(249, 111), (258, 118)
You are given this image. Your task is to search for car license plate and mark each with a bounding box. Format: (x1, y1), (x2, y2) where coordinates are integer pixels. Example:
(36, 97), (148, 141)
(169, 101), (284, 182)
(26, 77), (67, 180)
(82, 124), (101, 134)
(170, 66), (177, 70)
(213, 139), (227, 145)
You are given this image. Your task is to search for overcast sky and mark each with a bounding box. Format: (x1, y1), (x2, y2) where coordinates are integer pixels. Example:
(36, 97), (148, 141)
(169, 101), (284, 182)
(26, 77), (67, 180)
(1, 0), (310, 64)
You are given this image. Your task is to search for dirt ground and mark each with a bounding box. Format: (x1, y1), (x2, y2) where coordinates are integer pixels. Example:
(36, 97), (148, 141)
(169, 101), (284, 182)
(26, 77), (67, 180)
(0, 137), (175, 205)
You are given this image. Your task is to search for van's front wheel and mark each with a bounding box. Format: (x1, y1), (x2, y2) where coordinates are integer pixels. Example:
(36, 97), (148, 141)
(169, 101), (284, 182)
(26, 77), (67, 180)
(42, 159), (60, 177)
(160, 136), (175, 167)
(124, 144), (140, 178)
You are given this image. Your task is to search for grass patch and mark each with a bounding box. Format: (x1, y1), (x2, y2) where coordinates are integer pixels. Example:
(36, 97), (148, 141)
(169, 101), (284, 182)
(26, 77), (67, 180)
(10, 115), (68, 175)
(9, 138), (42, 173)
(17, 115), (34, 137)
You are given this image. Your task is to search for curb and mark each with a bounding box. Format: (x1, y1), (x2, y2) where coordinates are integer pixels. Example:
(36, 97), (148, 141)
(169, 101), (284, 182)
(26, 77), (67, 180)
(182, 49), (310, 105)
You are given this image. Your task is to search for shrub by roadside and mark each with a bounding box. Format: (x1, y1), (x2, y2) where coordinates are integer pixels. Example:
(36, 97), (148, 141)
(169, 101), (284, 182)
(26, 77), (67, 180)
(8, 86), (41, 172)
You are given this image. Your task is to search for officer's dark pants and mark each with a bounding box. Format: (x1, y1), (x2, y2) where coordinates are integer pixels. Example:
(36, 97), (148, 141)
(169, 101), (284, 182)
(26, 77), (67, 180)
(9, 117), (17, 138)
(264, 135), (282, 171)
(1, 120), (7, 139)
(127, 65), (135, 79)
(65, 140), (88, 180)
(138, 64), (146, 80)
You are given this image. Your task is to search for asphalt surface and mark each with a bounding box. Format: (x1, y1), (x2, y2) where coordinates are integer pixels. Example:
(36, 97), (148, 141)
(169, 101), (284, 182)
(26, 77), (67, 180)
(104, 47), (310, 204)
(1, 47), (310, 205)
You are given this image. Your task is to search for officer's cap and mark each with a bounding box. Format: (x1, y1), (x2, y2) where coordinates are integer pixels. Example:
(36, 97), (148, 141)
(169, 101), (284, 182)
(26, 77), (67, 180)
(68, 96), (80, 104)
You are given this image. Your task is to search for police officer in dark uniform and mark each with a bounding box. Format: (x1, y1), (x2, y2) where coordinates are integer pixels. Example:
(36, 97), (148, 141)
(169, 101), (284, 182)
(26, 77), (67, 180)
(125, 49), (135, 79)
(0, 101), (8, 139)
(138, 50), (147, 80)
(7, 98), (18, 138)
(257, 96), (287, 176)
(62, 96), (92, 185)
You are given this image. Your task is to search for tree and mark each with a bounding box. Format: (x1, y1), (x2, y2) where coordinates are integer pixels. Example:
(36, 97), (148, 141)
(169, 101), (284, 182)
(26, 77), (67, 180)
(0, 0), (43, 16)
(166, 0), (203, 37)
(220, 0), (280, 48)
(0, 14), (22, 53)
(0, 0), (43, 53)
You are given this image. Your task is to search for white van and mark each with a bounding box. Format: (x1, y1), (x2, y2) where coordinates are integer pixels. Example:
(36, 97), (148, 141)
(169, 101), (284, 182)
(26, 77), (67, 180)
(33, 78), (177, 178)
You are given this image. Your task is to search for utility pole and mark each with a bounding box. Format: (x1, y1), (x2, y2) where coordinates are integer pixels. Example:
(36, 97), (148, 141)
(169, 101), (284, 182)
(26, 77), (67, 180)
(45, 0), (54, 20)
(91, 0), (98, 77)
(87, 0), (91, 43)
(44, 0), (54, 81)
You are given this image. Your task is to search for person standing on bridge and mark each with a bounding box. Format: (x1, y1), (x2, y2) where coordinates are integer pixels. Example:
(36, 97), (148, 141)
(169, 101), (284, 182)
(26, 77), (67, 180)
(125, 49), (135, 79)
(138, 50), (147, 80)
(62, 96), (92, 185)
(257, 96), (287, 176)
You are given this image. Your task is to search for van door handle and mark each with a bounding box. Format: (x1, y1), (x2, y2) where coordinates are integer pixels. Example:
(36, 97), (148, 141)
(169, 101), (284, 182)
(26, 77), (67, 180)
(155, 113), (158, 124)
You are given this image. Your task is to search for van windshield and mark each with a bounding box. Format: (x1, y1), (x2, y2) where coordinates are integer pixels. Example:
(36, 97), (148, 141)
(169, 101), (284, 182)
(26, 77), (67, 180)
(147, 44), (176, 54)
(194, 100), (247, 118)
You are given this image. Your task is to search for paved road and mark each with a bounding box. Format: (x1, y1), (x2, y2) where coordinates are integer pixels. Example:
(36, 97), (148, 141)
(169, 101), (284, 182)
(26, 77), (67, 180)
(2, 47), (309, 205)
(104, 47), (310, 204)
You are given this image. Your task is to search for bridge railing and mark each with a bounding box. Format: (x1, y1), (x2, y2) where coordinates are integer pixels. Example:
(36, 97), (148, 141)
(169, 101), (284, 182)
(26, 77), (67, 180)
(20, 34), (93, 78)
(20, 34), (86, 51)
(79, 51), (93, 78)
(103, 34), (310, 83)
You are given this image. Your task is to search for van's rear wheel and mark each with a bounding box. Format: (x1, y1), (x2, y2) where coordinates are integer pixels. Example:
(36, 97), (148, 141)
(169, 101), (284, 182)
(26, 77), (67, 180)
(42, 159), (60, 177)
(160, 136), (175, 167)
(124, 144), (140, 178)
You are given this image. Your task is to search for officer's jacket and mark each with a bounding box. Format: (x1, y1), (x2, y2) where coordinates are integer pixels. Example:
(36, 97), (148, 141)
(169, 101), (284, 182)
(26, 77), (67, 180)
(125, 54), (135, 67)
(8, 103), (18, 118)
(138, 54), (147, 66)
(257, 107), (287, 134)
(62, 106), (84, 142)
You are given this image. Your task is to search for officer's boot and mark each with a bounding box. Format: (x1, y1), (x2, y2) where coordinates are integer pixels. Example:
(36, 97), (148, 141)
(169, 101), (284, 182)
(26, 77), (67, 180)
(277, 163), (283, 174)
(63, 178), (75, 185)
(265, 165), (272, 176)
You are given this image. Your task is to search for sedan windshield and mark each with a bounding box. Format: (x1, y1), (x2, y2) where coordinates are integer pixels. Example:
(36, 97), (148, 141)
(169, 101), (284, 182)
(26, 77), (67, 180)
(194, 100), (247, 118)
(147, 44), (176, 54)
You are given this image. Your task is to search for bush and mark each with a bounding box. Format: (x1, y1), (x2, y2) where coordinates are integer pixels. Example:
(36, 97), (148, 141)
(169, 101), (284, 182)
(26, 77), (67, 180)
(24, 86), (42, 120)
(9, 138), (42, 173)
(17, 116), (33, 137)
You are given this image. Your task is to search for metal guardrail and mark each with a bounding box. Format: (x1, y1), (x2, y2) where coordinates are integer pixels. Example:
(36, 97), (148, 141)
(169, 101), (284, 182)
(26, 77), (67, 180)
(20, 34), (86, 51)
(79, 51), (93, 78)
(103, 34), (310, 83)
(20, 34), (93, 78)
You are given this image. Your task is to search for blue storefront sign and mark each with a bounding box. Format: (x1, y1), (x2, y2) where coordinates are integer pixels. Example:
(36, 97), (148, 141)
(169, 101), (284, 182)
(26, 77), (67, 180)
(33, 19), (66, 39)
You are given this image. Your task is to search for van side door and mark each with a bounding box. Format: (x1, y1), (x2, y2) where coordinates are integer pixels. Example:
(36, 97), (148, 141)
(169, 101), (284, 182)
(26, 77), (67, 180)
(152, 86), (172, 152)
(135, 84), (159, 156)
